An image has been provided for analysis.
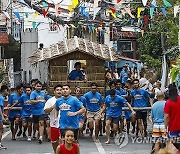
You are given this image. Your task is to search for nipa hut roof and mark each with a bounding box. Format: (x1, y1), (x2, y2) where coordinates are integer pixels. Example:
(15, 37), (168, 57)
(29, 36), (119, 64)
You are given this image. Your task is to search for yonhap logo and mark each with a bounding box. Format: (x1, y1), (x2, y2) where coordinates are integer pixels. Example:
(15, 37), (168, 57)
(114, 132), (129, 148)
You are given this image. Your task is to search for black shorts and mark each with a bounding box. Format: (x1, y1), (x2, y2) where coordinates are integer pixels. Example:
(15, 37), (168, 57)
(44, 114), (50, 121)
(60, 128), (79, 141)
(106, 116), (120, 124)
(22, 117), (32, 124)
(9, 115), (21, 122)
(136, 112), (147, 121)
(32, 114), (45, 123)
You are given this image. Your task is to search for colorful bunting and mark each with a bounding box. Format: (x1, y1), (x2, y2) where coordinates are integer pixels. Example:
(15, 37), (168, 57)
(15, 19), (21, 25)
(130, 18), (135, 25)
(32, 22), (36, 29)
(25, 12), (29, 18)
(55, 4), (60, 16)
(141, 29), (144, 37)
(70, 24), (76, 28)
(2, 11), (10, 20)
(144, 15), (149, 24)
(110, 8), (116, 14)
(174, 6), (179, 18)
(151, 0), (157, 8)
(108, 9), (116, 18)
(42, 9), (48, 17)
(13, 12), (21, 21)
(150, 7), (155, 19)
(142, 0), (148, 6)
(124, 8), (135, 18)
(68, 0), (79, 12)
(161, 7), (166, 16)
(93, 7), (101, 20)
(35, 22), (41, 28)
(80, 6), (90, 19)
(137, 8), (143, 18)
(42, 2), (48, 10)
(93, 0), (99, 9)
(34, 11), (39, 18)
(163, 0), (172, 7)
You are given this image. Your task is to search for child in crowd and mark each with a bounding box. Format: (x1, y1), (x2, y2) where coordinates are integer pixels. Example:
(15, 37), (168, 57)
(56, 129), (80, 154)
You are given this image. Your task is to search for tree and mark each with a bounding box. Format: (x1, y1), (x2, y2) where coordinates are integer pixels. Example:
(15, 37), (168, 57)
(137, 1), (179, 74)
(171, 58), (180, 82)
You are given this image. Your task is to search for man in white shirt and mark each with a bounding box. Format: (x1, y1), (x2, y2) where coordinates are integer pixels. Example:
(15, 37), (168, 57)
(44, 84), (62, 153)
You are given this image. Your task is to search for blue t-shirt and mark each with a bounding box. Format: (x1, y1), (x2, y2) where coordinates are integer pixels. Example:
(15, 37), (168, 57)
(20, 93), (32, 117)
(131, 89), (150, 111)
(105, 95), (126, 117)
(45, 94), (52, 101)
(8, 93), (22, 118)
(84, 91), (103, 112)
(68, 70), (83, 80)
(0, 94), (4, 122)
(151, 100), (166, 123)
(30, 90), (46, 115)
(116, 88), (127, 96)
(120, 70), (129, 84)
(77, 96), (86, 121)
(105, 89), (121, 97)
(56, 95), (83, 129)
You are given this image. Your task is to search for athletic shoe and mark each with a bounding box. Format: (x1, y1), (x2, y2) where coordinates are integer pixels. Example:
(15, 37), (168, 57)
(17, 130), (22, 137)
(0, 144), (7, 150)
(38, 138), (43, 144)
(27, 136), (31, 142)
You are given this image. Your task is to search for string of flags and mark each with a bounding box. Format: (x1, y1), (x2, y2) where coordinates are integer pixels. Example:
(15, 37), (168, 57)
(1, 0), (179, 31)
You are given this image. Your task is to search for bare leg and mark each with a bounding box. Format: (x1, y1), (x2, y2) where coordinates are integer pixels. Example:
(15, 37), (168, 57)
(105, 120), (111, 144)
(88, 121), (94, 138)
(95, 119), (100, 140)
(38, 120), (44, 144)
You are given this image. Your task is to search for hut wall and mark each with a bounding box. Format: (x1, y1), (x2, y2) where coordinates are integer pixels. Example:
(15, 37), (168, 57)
(49, 51), (105, 95)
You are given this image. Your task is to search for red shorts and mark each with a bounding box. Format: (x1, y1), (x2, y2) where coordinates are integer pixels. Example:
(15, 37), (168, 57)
(50, 127), (60, 143)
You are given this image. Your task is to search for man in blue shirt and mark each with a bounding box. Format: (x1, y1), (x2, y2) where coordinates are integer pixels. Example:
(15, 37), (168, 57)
(30, 81), (46, 144)
(55, 84), (85, 141)
(74, 86), (87, 137)
(151, 91), (166, 153)
(131, 79), (152, 137)
(104, 89), (135, 144)
(115, 79), (127, 97)
(8, 83), (24, 140)
(0, 85), (8, 150)
(20, 85), (32, 141)
(68, 62), (87, 81)
(84, 82), (104, 141)
(119, 66), (129, 86)
(105, 81), (121, 97)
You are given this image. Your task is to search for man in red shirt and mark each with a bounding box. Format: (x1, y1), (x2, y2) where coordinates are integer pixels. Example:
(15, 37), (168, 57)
(164, 83), (180, 152)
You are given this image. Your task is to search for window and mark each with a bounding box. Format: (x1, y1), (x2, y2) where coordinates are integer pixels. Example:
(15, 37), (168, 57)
(117, 41), (133, 52)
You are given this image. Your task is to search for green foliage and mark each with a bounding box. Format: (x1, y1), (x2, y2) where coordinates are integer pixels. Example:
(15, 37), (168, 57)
(171, 58), (180, 82)
(137, 1), (179, 72)
(140, 54), (162, 71)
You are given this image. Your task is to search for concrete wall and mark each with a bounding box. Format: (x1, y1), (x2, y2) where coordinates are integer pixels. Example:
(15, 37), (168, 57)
(21, 29), (38, 83)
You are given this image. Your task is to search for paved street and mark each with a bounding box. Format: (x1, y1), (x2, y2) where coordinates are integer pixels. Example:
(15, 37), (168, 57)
(1, 129), (152, 154)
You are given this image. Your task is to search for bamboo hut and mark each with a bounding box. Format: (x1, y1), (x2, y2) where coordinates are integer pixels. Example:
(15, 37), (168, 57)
(29, 36), (118, 95)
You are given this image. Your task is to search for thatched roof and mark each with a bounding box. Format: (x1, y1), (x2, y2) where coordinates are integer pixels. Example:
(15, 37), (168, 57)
(29, 36), (119, 64)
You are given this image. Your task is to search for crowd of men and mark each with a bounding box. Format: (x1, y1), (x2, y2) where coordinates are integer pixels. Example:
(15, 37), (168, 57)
(0, 64), (180, 154)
